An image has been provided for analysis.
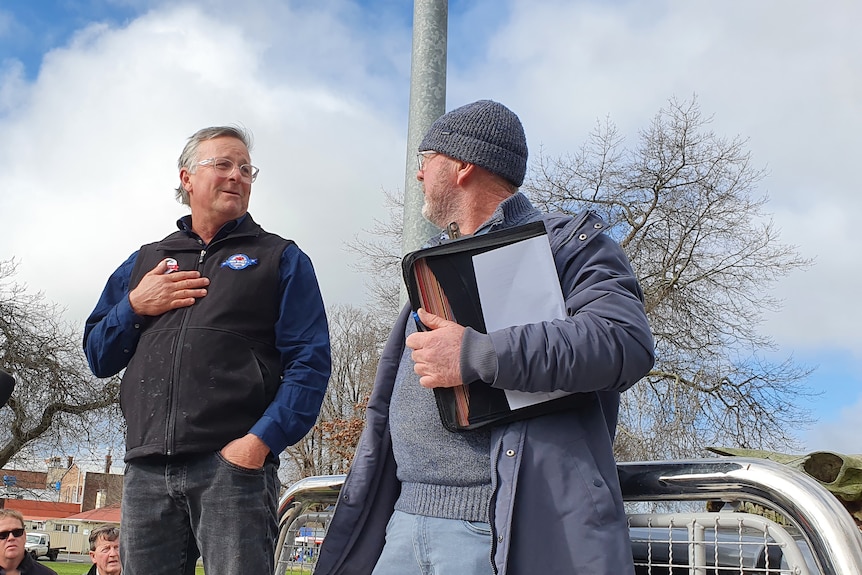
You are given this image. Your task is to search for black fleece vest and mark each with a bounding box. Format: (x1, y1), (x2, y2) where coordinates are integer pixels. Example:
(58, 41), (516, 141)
(121, 216), (292, 460)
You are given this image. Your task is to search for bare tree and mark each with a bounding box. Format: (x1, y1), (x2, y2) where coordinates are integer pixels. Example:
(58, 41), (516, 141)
(281, 304), (388, 483)
(525, 96), (814, 460)
(347, 188), (405, 324)
(345, 97), (815, 462)
(0, 259), (123, 470)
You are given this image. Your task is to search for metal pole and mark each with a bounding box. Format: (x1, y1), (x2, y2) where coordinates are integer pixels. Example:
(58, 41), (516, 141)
(401, 0), (448, 303)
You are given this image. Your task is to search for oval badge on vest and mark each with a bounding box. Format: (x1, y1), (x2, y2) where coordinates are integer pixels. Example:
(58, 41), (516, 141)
(220, 254), (258, 270)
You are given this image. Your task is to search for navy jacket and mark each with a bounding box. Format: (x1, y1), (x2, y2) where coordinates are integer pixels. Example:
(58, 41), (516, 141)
(315, 194), (655, 574)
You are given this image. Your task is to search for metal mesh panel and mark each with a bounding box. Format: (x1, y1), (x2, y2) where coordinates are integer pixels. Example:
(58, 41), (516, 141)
(628, 512), (813, 575)
(275, 511), (329, 574)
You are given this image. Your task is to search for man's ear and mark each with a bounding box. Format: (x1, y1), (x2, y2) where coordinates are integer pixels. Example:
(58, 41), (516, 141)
(454, 161), (475, 185)
(179, 168), (192, 192)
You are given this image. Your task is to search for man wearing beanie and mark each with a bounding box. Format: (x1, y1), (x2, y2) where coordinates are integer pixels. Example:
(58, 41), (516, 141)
(316, 100), (654, 575)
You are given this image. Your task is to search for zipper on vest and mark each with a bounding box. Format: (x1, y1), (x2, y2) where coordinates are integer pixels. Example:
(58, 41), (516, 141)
(166, 303), (195, 455)
(164, 249), (206, 455)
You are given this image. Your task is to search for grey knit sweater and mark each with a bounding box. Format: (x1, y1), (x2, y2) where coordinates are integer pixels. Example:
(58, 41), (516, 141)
(388, 193), (545, 523)
(388, 320), (493, 522)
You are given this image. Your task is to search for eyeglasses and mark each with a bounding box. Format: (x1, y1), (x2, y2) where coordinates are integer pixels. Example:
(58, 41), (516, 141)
(0, 528), (24, 540)
(197, 157), (259, 183)
(416, 150), (438, 171)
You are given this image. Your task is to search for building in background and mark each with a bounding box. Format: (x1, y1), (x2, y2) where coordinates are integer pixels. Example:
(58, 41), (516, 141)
(0, 453), (123, 554)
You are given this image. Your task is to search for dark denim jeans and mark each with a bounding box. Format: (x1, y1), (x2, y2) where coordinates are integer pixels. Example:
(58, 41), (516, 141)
(120, 452), (279, 575)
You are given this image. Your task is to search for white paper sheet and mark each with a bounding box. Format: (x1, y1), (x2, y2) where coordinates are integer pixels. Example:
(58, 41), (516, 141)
(472, 235), (572, 410)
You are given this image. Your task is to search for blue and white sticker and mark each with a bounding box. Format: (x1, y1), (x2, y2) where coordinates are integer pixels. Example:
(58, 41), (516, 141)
(220, 254), (258, 270)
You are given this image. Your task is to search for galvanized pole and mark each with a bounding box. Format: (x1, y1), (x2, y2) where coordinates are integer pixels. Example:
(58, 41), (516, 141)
(401, 0), (448, 304)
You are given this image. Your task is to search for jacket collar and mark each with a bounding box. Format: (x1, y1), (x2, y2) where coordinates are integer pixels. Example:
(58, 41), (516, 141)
(175, 213), (256, 245)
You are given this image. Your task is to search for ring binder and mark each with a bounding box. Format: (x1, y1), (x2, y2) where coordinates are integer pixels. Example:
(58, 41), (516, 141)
(402, 221), (580, 431)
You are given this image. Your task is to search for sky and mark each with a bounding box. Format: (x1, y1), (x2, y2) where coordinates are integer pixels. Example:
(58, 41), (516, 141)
(0, 0), (859, 457)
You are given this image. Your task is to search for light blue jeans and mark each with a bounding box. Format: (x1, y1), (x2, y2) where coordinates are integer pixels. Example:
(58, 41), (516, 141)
(371, 510), (494, 575)
(120, 452), (279, 575)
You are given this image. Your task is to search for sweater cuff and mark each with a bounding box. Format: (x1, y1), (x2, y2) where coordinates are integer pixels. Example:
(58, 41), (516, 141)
(460, 327), (497, 384)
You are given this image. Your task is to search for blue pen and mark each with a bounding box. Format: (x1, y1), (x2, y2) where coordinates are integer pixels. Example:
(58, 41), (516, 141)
(412, 311), (428, 332)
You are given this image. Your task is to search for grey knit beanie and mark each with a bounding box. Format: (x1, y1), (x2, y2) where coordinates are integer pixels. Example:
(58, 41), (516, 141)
(419, 100), (528, 187)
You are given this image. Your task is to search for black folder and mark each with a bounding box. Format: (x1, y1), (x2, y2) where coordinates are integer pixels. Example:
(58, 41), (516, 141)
(402, 221), (579, 431)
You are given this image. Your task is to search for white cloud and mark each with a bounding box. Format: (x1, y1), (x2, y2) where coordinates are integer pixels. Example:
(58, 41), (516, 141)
(444, 0), (862, 357)
(1, 0), (860, 370)
(0, 59), (28, 114)
(0, 2), (407, 324)
(802, 393), (862, 455)
(763, 204), (862, 353)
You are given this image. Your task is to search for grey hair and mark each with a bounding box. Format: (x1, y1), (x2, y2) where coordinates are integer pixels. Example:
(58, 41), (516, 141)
(174, 125), (254, 206)
(88, 524), (119, 551)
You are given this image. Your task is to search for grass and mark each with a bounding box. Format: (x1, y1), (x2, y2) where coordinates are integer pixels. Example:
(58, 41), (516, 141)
(44, 560), (206, 575)
(41, 562), (91, 575)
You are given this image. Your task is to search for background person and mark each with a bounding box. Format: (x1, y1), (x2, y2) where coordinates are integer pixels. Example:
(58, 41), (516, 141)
(83, 125), (331, 575)
(315, 100), (655, 575)
(0, 509), (56, 575)
(86, 525), (120, 575)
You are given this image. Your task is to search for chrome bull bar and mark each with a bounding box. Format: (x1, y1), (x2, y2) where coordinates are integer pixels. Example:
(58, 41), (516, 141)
(275, 458), (862, 574)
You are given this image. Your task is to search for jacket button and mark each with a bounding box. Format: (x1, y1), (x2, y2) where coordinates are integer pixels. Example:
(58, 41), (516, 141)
(578, 233), (587, 241)
(593, 479), (603, 487)
(505, 449), (515, 457)
(593, 223), (603, 229)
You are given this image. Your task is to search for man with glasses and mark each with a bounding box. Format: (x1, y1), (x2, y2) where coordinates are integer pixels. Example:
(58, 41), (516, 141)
(0, 509), (56, 575)
(85, 525), (120, 575)
(315, 101), (653, 575)
(83, 126), (331, 575)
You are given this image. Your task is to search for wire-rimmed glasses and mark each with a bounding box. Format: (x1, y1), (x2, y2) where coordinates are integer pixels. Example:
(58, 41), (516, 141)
(416, 150), (439, 171)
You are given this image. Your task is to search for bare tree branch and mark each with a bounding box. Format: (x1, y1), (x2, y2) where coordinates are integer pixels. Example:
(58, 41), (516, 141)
(345, 188), (405, 324)
(0, 259), (122, 469)
(525, 96), (815, 460)
(280, 304), (388, 483)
